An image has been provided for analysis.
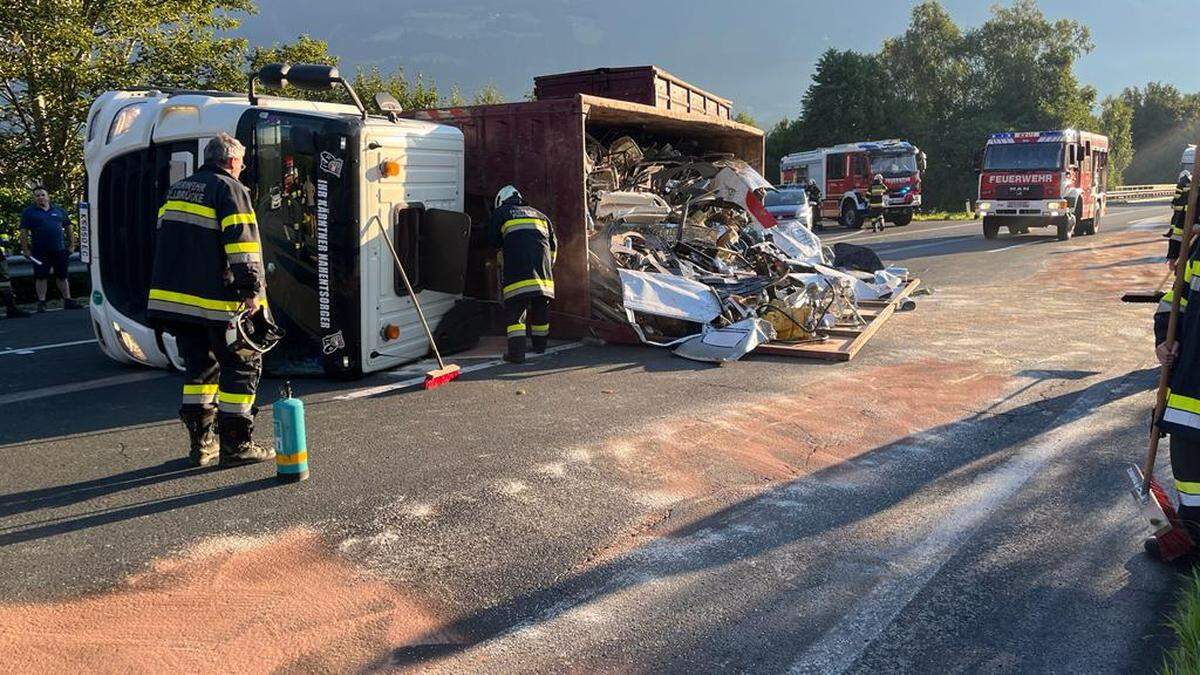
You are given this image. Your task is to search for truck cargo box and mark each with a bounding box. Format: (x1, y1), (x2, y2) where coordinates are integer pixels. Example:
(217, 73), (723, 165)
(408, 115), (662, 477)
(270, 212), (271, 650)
(407, 94), (762, 337)
(534, 66), (732, 120)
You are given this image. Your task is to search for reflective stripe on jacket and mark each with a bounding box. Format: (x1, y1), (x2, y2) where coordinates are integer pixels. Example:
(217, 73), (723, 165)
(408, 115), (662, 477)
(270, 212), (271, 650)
(147, 163), (266, 326)
(867, 184), (887, 208)
(487, 200), (557, 301)
(1159, 251), (1200, 440)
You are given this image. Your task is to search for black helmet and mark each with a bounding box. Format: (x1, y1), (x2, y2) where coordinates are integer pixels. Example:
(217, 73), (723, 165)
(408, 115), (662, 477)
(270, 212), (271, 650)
(224, 306), (284, 359)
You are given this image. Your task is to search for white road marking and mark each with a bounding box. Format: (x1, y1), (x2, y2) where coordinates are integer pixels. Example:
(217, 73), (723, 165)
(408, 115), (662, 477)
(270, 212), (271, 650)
(821, 220), (978, 245)
(984, 239), (1049, 254)
(0, 338), (97, 357)
(335, 342), (584, 401)
(787, 376), (1126, 674)
(0, 371), (167, 406)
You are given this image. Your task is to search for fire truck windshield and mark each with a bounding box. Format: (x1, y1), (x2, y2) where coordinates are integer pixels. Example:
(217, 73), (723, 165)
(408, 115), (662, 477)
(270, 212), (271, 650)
(984, 143), (1063, 171)
(871, 152), (918, 177)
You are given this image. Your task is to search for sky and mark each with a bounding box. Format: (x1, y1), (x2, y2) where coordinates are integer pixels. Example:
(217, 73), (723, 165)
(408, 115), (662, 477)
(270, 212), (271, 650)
(235, 0), (1198, 128)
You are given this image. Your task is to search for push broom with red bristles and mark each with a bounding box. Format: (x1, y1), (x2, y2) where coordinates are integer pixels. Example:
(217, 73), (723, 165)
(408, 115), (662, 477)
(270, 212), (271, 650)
(374, 216), (461, 390)
(1132, 131), (1200, 561)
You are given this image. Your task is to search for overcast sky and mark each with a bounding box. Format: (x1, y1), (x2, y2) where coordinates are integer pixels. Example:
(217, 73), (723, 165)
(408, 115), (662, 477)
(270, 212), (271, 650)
(235, 0), (1196, 127)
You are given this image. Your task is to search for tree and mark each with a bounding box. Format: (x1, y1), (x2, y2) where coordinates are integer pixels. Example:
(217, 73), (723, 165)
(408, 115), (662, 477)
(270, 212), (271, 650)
(733, 111), (758, 128)
(350, 65), (442, 112)
(794, 49), (893, 151)
(1097, 95), (1133, 186)
(472, 84), (505, 106)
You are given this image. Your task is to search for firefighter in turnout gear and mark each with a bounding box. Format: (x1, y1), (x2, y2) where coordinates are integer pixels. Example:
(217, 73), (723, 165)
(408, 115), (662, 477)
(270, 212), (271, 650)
(1154, 212), (1200, 551)
(1169, 171), (1195, 269)
(867, 174), (887, 232)
(147, 133), (274, 467)
(487, 185), (557, 364)
(805, 179), (823, 231)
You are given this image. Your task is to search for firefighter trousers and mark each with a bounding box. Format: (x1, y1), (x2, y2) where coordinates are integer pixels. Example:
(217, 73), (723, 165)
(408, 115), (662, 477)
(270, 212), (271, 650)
(172, 323), (262, 423)
(1171, 433), (1200, 536)
(504, 296), (550, 358)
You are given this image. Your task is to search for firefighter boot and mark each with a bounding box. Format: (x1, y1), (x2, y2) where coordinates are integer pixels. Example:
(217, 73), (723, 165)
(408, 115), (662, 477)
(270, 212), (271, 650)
(181, 412), (219, 467)
(218, 416), (275, 467)
(531, 336), (548, 354)
(504, 335), (527, 364)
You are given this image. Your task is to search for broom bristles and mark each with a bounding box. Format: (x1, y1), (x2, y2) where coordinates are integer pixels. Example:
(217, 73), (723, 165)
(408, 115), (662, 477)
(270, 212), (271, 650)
(1150, 477), (1195, 561)
(423, 364), (461, 390)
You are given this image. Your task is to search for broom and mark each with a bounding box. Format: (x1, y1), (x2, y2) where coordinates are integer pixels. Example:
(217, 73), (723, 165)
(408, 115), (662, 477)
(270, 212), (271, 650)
(374, 216), (461, 390)
(1135, 132), (1200, 561)
(1121, 269), (1171, 304)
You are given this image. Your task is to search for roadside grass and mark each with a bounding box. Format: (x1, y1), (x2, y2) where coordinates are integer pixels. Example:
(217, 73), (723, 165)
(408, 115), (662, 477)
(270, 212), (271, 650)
(913, 211), (976, 222)
(1162, 570), (1200, 674)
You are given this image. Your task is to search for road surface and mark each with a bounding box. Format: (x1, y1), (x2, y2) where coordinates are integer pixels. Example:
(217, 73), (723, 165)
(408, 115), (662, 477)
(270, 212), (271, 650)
(0, 204), (1184, 672)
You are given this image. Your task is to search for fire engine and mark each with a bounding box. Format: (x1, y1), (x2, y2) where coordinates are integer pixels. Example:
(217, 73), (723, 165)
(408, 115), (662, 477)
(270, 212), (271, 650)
(80, 64), (472, 378)
(779, 140), (926, 229)
(975, 130), (1109, 241)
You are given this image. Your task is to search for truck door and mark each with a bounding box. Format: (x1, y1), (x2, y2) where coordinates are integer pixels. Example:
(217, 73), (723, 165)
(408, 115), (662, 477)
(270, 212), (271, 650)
(824, 153), (848, 217)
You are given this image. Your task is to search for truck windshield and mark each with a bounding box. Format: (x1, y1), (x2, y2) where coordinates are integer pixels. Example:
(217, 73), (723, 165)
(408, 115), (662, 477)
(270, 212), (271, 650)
(984, 143), (1063, 171)
(871, 153), (918, 176)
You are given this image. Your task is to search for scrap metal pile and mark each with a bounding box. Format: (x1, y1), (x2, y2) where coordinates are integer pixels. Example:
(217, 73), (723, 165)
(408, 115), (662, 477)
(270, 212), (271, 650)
(585, 134), (910, 363)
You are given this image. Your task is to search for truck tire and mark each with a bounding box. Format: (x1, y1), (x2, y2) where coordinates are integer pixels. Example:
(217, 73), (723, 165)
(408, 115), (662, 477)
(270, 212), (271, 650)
(983, 217), (999, 240)
(1080, 202), (1101, 235)
(892, 212), (913, 227)
(840, 201), (862, 229)
(1057, 218), (1074, 241)
(1072, 204), (1089, 236)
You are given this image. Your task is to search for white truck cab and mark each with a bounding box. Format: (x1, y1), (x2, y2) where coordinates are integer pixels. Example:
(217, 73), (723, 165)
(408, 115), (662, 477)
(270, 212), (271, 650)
(82, 65), (471, 377)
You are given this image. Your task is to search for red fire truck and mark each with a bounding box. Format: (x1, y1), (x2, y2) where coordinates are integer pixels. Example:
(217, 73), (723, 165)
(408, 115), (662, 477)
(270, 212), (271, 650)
(975, 130), (1109, 241)
(779, 140), (926, 229)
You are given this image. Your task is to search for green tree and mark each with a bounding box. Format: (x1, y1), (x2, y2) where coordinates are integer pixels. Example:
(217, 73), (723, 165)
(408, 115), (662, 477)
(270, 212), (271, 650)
(472, 84), (506, 106)
(349, 65), (443, 112)
(1096, 95), (1134, 186)
(795, 49), (893, 150)
(733, 111), (758, 128)
(0, 0), (256, 226)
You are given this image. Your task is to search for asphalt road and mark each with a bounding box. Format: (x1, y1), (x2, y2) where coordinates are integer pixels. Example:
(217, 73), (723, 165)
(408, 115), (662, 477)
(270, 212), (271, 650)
(0, 203), (1186, 672)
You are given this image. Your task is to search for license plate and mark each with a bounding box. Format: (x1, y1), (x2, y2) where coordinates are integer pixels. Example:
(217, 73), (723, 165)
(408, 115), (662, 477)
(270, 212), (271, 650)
(1010, 201), (1029, 208)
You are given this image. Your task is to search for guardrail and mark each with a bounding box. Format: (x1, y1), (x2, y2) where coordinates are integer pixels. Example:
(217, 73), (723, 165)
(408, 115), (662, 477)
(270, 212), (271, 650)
(1107, 184), (1175, 203)
(3, 252), (87, 280)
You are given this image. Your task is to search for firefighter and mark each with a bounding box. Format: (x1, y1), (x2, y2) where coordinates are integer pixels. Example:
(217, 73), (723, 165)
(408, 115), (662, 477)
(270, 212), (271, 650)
(1168, 171), (1194, 271)
(146, 132), (274, 467)
(487, 185), (557, 364)
(1151, 228), (1200, 558)
(805, 179), (823, 230)
(867, 174), (887, 232)
(0, 234), (30, 318)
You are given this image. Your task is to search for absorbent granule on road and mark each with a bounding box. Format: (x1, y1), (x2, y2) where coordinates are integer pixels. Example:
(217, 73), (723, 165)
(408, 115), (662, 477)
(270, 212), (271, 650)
(0, 528), (458, 672)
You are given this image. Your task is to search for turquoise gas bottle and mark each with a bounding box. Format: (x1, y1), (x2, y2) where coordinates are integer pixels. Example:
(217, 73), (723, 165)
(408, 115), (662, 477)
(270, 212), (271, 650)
(273, 382), (309, 482)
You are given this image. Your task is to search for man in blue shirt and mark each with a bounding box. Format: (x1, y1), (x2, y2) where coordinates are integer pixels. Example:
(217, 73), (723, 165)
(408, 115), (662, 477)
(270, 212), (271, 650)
(20, 186), (80, 311)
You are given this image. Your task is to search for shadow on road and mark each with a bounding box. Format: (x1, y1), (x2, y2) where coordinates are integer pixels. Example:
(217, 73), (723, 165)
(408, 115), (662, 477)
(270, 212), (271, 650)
(362, 367), (1156, 670)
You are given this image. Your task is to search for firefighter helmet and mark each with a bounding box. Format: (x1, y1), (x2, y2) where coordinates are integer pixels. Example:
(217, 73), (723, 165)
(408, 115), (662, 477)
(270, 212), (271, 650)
(495, 185), (521, 208)
(873, 174), (884, 183)
(224, 306), (284, 359)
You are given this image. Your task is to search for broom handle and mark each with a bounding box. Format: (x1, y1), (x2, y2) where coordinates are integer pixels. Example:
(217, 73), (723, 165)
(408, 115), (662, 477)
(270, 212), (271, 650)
(374, 216), (447, 370)
(1145, 132), (1200, 490)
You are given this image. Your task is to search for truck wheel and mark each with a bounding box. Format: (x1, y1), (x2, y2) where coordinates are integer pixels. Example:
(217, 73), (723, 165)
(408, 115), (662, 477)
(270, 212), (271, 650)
(1072, 204), (1089, 236)
(983, 217), (999, 240)
(892, 212), (913, 227)
(840, 201), (862, 229)
(1057, 218), (1074, 241)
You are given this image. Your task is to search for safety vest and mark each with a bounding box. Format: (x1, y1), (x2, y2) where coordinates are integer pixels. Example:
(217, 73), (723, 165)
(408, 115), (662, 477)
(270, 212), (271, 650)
(1159, 251), (1200, 440)
(146, 163), (266, 326)
(486, 201), (557, 302)
(867, 183), (887, 208)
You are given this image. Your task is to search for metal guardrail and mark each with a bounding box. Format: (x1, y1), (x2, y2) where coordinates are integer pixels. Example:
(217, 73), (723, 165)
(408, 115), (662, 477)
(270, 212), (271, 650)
(1107, 184), (1175, 203)
(3, 253), (87, 279)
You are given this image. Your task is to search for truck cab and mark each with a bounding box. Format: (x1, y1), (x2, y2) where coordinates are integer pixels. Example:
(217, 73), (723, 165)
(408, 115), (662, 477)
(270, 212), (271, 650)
(81, 67), (470, 378)
(780, 140), (924, 229)
(976, 130), (1108, 241)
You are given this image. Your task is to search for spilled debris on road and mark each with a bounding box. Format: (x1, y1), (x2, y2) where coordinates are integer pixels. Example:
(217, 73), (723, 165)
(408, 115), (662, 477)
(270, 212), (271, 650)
(584, 135), (913, 363)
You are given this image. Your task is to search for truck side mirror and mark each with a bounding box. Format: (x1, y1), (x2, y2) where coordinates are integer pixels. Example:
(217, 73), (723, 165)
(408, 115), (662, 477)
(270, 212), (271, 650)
(918, 152), (927, 172)
(972, 148), (983, 173)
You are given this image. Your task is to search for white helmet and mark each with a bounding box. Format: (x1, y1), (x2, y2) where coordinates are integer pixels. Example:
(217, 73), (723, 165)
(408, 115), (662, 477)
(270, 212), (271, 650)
(495, 185), (521, 208)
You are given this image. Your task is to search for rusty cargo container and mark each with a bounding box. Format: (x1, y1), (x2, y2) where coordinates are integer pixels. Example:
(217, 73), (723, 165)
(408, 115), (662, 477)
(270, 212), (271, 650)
(533, 66), (732, 120)
(407, 93), (762, 338)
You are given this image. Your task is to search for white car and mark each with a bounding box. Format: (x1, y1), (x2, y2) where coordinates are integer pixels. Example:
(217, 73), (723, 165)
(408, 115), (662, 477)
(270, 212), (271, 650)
(764, 187), (812, 230)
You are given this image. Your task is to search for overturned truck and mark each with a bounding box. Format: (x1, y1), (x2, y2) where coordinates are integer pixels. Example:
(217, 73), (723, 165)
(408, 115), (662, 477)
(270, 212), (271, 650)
(411, 67), (914, 362)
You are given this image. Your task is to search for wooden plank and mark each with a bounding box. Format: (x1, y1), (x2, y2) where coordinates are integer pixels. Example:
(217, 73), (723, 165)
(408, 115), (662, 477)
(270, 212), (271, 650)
(756, 278), (921, 361)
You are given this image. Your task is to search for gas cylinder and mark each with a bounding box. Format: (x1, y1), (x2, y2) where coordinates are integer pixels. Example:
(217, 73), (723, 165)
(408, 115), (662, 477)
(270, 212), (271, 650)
(273, 382), (309, 482)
